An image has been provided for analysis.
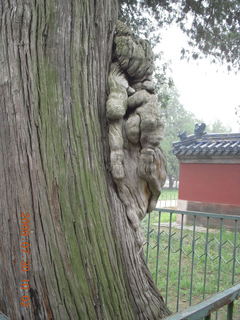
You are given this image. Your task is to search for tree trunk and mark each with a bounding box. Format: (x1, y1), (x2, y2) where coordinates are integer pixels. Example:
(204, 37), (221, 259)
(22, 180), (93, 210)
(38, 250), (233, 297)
(168, 175), (174, 189)
(0, 1), (170, 319)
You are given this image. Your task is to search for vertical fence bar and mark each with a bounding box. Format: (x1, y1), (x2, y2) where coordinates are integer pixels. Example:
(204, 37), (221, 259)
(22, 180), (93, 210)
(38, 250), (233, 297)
(227, 301), (234, 320)
(217, 219), (223, 292)
(215, 218), (224, 320)
(165, 212), (173, 305)
(189, 215), (196, 306)
(146, 213), (151, 264)
(176, 213), (184, 312)
(155, 211), (162, 286)
(203, 216), (210, 300)
(232, 220), (238, 285)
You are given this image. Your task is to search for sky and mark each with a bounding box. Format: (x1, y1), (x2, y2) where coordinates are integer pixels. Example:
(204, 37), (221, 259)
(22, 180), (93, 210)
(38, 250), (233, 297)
(155, 25), (240, 133)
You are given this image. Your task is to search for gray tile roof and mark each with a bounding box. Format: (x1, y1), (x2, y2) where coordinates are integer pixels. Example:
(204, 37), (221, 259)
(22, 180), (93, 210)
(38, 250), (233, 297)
(173, 133), (240, 159)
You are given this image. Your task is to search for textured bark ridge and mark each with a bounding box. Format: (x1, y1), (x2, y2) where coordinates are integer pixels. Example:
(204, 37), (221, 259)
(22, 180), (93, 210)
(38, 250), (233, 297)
(107, 21), (166, 241)
(1, 1), (171, 318)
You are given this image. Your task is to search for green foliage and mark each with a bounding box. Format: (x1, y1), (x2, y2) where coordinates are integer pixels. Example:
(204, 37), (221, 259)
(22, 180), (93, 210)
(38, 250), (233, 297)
(119, 0), (240, 69)
(158, 84), (199, 185)
(156, 80), (232, 185)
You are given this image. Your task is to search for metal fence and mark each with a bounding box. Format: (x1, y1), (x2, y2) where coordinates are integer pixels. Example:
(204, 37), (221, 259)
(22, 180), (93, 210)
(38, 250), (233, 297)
(164, 283), (240, 320)
(142, 208), (240, 319)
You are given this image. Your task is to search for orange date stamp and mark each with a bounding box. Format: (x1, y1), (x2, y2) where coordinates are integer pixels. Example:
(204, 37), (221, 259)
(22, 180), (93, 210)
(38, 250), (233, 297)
(19, 212), (31, 308)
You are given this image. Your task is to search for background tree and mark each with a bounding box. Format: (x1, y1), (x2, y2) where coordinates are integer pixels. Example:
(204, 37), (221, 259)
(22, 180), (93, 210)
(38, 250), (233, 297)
(158, 82), (233, 188)
(158, 85), (199, 188)
(208, 120), (232, 133)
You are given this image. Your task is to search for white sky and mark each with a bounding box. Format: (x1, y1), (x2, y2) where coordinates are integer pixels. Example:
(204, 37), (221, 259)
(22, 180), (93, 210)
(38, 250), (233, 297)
(155, 25), (240, 132)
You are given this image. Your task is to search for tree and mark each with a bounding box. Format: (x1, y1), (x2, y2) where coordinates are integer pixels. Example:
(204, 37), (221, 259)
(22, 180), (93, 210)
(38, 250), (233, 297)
(160, 90), (232, 188)
(1, 1), (238, 319)
(0, 1), (170, 319)
(159, 85), (198, 188)
(208, 120), (232, 133)
(120, 0), (240, 70)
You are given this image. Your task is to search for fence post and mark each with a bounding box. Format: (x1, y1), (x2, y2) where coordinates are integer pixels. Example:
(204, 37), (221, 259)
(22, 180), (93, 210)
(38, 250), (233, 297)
(227, 301), (234, 320)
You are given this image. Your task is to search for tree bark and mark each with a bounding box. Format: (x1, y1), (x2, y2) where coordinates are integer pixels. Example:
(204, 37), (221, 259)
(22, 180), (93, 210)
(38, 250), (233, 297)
(0, 0), (170, 319)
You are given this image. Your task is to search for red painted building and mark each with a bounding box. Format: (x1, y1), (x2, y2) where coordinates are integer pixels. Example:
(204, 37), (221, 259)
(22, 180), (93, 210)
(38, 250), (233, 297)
(173, 125), (240, 223)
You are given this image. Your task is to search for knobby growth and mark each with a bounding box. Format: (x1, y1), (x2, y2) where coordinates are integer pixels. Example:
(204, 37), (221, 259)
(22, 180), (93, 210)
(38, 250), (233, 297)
(106, 21), (166, 245)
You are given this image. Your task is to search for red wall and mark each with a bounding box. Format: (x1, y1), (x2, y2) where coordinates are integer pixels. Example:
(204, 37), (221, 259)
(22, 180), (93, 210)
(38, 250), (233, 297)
(179, 163), (240, 206)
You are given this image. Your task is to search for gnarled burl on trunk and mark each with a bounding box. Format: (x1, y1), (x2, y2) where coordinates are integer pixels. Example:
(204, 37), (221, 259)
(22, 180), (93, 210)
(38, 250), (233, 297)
(106, 21), (166, 244)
